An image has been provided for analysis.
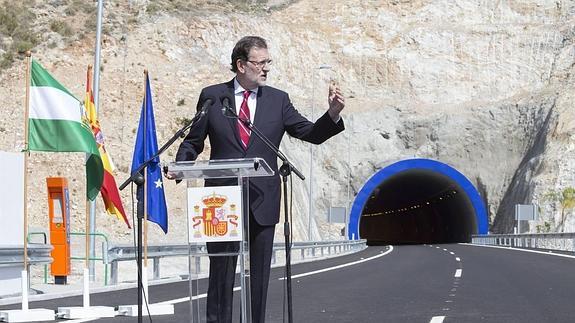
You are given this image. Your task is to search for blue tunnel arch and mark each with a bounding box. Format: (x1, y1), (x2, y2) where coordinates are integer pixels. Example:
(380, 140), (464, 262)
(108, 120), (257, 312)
(348, 158), (488, 240)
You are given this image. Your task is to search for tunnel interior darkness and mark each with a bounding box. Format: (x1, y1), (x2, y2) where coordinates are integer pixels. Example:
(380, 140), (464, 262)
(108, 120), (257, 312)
(360, 169), (477, 244)
(348, 159), (488, 245)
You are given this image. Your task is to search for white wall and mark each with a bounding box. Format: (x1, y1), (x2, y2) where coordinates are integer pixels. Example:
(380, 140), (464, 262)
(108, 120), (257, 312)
(0, 151), (25, 296)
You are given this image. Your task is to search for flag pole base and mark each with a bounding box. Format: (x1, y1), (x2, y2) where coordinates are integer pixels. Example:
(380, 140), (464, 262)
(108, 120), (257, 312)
(0, 309), (55, 322)
(56, 306), (115, 319)
(117, 304), (174, 317)
(55, 268), (116, 319)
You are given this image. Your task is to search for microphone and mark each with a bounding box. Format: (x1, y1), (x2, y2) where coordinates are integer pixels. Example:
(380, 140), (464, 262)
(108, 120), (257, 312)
(199, 96), (215, 116)
(221, 95), (235, 118)
(177, 96), (214, 138)
(220, 94), (251, 126)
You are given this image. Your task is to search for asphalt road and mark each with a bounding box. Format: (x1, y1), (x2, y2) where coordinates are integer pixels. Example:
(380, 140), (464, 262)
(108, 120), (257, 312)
(2, 244), (575, 322)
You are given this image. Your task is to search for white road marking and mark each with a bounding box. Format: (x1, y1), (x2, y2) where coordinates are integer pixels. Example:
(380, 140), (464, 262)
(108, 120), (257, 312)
(77, 247), (395, 312)
(443, 248), (448, 251)
(156, 287), (242, 305)
(429, 316), (445, 323)
(454, 269), (462, 277)
(455, 257), (460, 262)
(461, 243), (575, 259)
(450, 252), (455, 255)
(279, 246), (394, 280)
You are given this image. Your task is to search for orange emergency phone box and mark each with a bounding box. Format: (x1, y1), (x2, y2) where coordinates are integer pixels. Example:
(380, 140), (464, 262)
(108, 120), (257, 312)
(46, 177), (71, 284)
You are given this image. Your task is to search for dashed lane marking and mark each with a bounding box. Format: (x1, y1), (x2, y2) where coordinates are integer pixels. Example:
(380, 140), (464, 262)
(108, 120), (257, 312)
(429, 316), (446, 323)
(454, 269), (462, 277)
(455, 257), (460, 262)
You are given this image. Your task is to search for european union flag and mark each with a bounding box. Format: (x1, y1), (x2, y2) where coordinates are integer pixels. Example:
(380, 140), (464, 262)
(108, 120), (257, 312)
(131, 74), (168, 233)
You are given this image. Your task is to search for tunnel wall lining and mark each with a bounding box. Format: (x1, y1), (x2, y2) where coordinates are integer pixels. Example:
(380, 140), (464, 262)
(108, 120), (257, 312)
(348, 158), (488, 240)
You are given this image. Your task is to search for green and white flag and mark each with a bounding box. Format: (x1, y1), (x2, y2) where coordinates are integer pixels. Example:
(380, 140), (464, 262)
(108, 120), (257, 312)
(28, 59), (103, 200)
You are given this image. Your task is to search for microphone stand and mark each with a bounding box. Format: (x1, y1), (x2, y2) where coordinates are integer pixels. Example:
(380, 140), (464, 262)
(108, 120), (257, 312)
(119, 104), (209, 323)
(223, 104), (303, 323)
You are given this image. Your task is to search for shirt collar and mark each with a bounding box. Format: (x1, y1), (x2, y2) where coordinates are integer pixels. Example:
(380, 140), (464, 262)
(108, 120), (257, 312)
(234, 78), (259, 96)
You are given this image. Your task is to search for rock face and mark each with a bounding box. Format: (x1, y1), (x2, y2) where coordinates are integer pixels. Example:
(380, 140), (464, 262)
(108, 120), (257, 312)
(1, 0), (575, 245)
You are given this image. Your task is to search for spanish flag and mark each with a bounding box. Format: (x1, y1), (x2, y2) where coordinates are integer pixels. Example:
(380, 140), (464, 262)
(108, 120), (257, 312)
(85, 66), (130, 228)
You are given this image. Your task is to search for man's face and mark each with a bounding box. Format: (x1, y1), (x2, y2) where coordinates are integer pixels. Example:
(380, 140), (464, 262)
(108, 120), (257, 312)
(237, 47), (270, 89)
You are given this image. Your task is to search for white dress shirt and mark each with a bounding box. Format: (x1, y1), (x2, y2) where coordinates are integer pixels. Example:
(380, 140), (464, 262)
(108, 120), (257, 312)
(234, 78), (258, 123)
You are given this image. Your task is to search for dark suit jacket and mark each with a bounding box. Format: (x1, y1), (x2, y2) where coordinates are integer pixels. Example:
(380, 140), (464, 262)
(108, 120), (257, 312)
(176, 79), (344, 226)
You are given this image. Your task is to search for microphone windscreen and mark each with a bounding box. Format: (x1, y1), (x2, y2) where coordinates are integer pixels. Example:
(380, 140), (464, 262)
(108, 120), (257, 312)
(203, 96), (215, 108)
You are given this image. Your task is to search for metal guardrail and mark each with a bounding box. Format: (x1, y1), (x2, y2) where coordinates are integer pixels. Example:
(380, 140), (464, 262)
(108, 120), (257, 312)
(26, 231), (111, 285)
(472, 233), (575, 252)
(108, 239), (367, 285)
(69, 232), (110, 285)
(2, 236), (366, 287)
(0, 244), (53, 268)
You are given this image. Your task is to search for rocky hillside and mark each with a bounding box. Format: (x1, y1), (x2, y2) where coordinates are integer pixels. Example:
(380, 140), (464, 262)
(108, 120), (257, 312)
(1, 0), (575, 246)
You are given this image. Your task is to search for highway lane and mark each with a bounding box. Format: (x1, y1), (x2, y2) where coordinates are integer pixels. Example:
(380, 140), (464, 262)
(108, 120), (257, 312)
(2, 244), (575, 322)
(441, 244), (575, 323)
(267, 245), (459, 322)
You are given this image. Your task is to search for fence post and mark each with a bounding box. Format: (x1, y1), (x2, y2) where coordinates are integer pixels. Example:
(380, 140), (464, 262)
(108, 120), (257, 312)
(111, 261), (118, 285)
(153, 257), (160, 280)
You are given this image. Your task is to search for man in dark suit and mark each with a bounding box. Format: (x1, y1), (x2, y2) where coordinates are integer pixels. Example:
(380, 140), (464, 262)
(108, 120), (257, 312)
(176, 36), (345, 323)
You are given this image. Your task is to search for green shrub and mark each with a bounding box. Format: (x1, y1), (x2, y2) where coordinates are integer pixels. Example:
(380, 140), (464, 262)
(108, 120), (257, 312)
(146, 3), (161, 15)
(64, 6), (77, 16)
(50, 20), (74, 37)
(71, 0), (95, 15)
(13, 40), (34, 54)
(84, 18), (97, 31)
(0, 1), (38, 70)
(0, 52), (14, 69)
(175, 117), (193, 127)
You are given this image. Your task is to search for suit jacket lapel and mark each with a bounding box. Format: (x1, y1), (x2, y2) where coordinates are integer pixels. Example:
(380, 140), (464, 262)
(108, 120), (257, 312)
(224, 80), (244, 149)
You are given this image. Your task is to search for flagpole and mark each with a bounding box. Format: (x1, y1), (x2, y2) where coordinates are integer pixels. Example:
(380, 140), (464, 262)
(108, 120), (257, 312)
(83, 65), (94, 308)
(22, 51), (32, 311)
(143, 70), (149, 305)
(134, 69), (149, 322)
(84, 199), (90, 307)
(89, 0), (104, 282)
(85, 66), (93, 278)
(3, 53), (56, 323)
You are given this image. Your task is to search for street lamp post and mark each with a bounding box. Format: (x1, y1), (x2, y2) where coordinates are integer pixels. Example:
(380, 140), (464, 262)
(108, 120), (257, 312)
(345, 115), (352, 238)
(309, 64), (331, 241)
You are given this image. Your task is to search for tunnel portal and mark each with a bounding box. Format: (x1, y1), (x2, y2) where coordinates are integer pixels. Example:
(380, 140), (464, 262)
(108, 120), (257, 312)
(348, 159), (488, 245)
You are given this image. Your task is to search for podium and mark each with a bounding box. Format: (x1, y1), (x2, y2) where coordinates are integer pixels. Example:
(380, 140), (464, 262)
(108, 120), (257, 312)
(167, 158), (274, 323)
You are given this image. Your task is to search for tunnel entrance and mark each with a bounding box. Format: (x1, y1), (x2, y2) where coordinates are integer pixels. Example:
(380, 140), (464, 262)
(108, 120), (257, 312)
(348, 159), (488, 245)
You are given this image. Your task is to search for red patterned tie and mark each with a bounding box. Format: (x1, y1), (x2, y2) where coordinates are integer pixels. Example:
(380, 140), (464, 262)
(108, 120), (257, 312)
(238, 90), (251, 150)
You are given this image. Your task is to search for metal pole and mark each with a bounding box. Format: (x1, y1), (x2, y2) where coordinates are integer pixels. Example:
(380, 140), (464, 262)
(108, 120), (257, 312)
(345, 115), (352, 238)
(308, 74), (315, 241)
(308, 64), (331, 241)
(89, 0), (104, 282)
